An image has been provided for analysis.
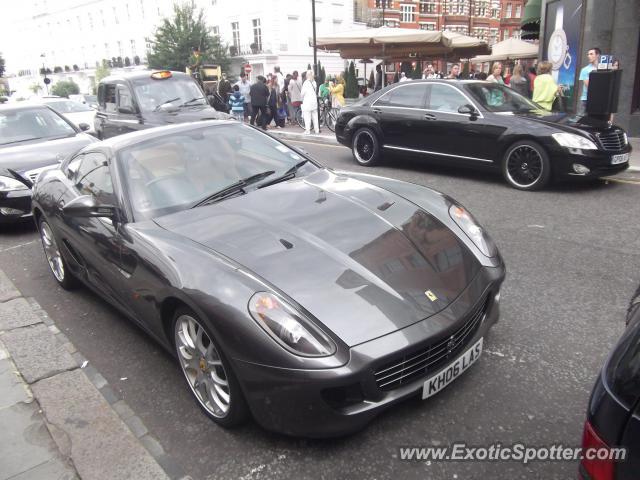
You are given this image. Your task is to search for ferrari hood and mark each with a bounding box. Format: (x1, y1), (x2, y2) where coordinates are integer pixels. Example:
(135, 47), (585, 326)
(155, 170), (480, 346)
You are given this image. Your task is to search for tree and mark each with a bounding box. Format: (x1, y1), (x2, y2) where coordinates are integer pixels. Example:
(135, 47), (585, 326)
(51, 79), (80, 98)
(146, 1), (231, 73)
(92, 64), (111, 94)
(124, 57), (131, 67)
(29, 83), (42, 94)
(73, 64), (79, 71)
(64, 65), (71, 72)
(0, 53), (5, 77)
(54, 66), (63, 73)
(344, 61), (359, 98)
(133, 55), (141, 65)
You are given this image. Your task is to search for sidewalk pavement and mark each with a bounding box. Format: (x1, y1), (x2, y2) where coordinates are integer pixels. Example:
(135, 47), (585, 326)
(266, 123), (640, 173)
(0, 268), (183, 480)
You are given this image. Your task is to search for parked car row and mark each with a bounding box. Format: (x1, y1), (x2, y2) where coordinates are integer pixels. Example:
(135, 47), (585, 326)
(0, 72), (637, 476)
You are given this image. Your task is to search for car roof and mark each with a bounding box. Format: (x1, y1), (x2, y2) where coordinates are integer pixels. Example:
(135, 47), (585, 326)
(100, 70), (192, 84)
(96, 120), (237, 151)
(0, 103), (53, 113)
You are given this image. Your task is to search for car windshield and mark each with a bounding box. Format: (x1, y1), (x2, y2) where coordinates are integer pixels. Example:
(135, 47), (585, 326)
(46, 100), (93, 113)
(465, 83), (539, 112)
(132, 76), (208, 112)
(0, 107), (76, 146)
(118, 123), (316, 220)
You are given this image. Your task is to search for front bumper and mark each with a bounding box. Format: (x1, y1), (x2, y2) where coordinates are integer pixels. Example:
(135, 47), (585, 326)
(233, 265), (505, 437)
(0, 189), (33, 224)
(549, 144), (632, 179)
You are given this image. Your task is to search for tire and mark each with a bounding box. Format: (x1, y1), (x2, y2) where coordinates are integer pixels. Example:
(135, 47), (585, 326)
(38, 217), (78, 290)
(325, 108), (338, 132)
(352, 127), (381, 166)
(502, 140), (551, 191)
(295, 108), (305, 129)
(173, 307), (249, 427)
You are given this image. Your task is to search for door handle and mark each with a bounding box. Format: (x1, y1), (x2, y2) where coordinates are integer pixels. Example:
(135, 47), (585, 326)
(423, 113), (436, 120)
(373, 109), (382, 114)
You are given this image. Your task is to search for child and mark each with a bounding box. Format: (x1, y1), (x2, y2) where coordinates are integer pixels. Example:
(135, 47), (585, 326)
(228, 85), (245, 121)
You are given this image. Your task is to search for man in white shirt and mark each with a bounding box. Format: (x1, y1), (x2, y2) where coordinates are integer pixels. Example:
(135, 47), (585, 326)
(399, 72), (411, 82)
(422, 64), (438, 79)
(235, 72), (252, 121)
(274, 66), (285, 95)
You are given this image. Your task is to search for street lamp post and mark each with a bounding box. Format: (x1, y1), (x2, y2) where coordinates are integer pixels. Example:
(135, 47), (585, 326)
(40, 53), (49, 95)
(312, 0), (318, 78)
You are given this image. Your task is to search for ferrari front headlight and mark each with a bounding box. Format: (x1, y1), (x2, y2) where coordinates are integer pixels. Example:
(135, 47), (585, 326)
(449, 204), (498, 258)
(0, 175), (29, 192)
(552, 132), (598, 150)
(248, 292), (335, 357)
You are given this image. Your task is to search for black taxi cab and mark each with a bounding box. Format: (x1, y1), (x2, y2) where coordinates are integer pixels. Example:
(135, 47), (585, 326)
(94, 70), (231, 139)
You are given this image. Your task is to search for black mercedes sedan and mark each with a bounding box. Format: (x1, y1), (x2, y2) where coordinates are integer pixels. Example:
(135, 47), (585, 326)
(32, 121), (505, 437)
(335, 80), (631, 191)
(579, 287), (640, 479)
(0, 104), (96, 224)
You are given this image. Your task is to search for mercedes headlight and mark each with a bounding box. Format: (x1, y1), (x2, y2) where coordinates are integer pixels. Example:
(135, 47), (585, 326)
(449, 205), (498, 258)
(248, 292), (336, 357)
(552, 132), (598, 150)
(0, 175), (29, 192)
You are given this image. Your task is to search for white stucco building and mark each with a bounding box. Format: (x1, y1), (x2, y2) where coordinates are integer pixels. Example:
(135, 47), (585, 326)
(0, 0), (361, 96)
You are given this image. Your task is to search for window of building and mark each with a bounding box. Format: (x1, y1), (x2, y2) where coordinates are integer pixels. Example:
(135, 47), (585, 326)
(231, 22), (240, 50)
(126, 3), (130, 20)
(117, 41), (123, 57)
(505, 3), (512, 18)
(212, 26), (219, 36)
(87, 13), (93, 29)
(503, 29), (509, 40)
(420, 22), (437, 30)
(420, 1), (436, 14)
(113, 6), (119, 24)
(515, 4), (522, 18)
(130, 39), (136, 55)
(401, 4), (416, 22)
(100, 9), (105, 26)
(252, 18), (262, 51)
(375, 0), (393, 8)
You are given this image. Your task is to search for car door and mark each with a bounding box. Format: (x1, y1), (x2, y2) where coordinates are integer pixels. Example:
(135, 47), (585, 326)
(372, 83), (430, 151)
(113, 82), (142, 135)
(59, 151), (132, 314)
(422, 83), (500, 165)
(96, 82), (119, 139)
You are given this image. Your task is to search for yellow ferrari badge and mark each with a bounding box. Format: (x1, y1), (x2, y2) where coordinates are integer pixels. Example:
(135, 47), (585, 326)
(425, 290), (438, 302)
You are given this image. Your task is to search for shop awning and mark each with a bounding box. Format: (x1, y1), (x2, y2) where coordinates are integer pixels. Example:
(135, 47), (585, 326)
(469, 38), (539, 63)
(521, 0), (542, 40)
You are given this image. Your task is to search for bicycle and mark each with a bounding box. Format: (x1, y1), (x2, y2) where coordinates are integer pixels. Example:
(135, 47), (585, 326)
(295, 97), (339, 132)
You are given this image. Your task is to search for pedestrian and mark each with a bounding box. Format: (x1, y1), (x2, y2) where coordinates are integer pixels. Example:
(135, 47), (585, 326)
(235, 72), (252, 121)
(274, 66), (285, 95)
(476, 72), (488, 80)
(265, 78), (285, 128)
(301, 69), (319, 135)
(249, 75), (270, 130)
(447, 64), (461, 79)
(579, 47), (600, 114)
(509, 64), (530, 98)
(486, 63), (504, 84)
(288, 70), (302, 124)
(532, 62), (560, 111)
(504, 66), (512, 85)
(228, 85), (245, 121)
(399, 72), (410, 82)
(527, 66), (537, 97)
(330, 74), (345, 108)
(319, 77), (331, 100)
(375, 64), (382, 91)
(422, 64), (437, 79)
(218, 73), (232, 103)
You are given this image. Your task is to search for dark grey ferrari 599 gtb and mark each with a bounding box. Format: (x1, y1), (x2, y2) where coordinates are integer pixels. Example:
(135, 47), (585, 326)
(32, 121), (505, 437)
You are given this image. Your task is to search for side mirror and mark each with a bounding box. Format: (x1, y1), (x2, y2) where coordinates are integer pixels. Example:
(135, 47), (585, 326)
(118, 105), (136, 114)
(63, 195), (116, 218)
(78, 123), (91, 131)
(458, 104), (478, 117)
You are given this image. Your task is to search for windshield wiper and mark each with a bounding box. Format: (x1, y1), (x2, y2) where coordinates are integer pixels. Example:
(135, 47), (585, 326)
(257, 160), (310, 189)
(180, 96), (206, 107)
(153, 97), (181, 112)
(191, 170), (276, 208)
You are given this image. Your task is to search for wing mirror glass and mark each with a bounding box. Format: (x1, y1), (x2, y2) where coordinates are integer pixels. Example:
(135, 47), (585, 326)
(458, 104), (478, 117)
(78, 123), (91, 131)
(118, 105), (136, 114)
(62, 195), (116, 218)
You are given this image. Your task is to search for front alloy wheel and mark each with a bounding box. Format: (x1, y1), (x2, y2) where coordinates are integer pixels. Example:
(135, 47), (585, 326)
(503, 140), (551, 191)
(173, 308), (248, 426)
(39, 218), (77, 289)
(352, 127), (381, 166)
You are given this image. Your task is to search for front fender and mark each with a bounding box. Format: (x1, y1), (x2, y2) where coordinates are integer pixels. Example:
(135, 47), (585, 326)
(345, 114), (383, 143)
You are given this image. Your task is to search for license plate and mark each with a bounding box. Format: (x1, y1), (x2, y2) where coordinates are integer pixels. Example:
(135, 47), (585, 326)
(422, 337), (483, 399)
(611, 153), (629, 165)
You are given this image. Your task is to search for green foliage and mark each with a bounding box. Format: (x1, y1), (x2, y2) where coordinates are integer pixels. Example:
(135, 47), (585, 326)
(92, 64), (111, 94)
(344, 61), (359, 98)
(0, 53), (5, 77)
(29, 83), (42, 94)
(51, 79), (80, 98)
(146, 1), (231, 73)
(54, 66), (63, 73)
(317, 61), (326, 87)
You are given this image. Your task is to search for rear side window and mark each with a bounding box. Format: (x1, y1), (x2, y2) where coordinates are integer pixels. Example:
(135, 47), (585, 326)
(428, 84), (469, 113)
(74, 152), (115, 205)
(103, 84), (117, 113)
(375, 84), (428, 108)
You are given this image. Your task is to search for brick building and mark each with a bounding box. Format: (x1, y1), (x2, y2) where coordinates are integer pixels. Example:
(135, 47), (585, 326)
(363, 0), (525, 46)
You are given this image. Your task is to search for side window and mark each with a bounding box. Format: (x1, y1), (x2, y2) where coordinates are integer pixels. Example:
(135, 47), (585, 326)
(74, 152), (115, 205)
(66, 154), (83, 180)
(375, 84), (428, 108)
(117, 85), (134, 111)
(428, 84), (469, 113)
(97, 84), (105, 107)
(104, 84), (117, 113)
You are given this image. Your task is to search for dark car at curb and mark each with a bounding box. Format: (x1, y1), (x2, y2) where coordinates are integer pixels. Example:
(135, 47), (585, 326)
(579, 286), (640, 479)
(335, 80), (631, 191)
(0, 104), (96, 224)
(94, 70), (231, 140)
(32, 121), (505, 437)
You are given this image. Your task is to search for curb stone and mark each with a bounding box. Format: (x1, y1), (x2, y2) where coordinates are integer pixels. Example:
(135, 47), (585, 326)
(0, 269), (184, 480)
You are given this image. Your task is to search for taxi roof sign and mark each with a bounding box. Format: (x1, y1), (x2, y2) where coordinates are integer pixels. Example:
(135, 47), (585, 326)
(151, 71), (172, 80)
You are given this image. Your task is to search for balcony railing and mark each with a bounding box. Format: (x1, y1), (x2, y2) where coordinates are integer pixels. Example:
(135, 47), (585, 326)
(229, 42), (273, 57)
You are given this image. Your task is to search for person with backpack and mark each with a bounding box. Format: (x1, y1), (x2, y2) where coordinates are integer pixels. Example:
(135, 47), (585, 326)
(228, 85), (245, 121)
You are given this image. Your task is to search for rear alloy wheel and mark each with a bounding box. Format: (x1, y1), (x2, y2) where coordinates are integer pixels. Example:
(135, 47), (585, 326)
(502, 140), (551, 191)
(352, 127), (381, 166)
(38, 218), (78, 290)
(173, 308), (249, 427)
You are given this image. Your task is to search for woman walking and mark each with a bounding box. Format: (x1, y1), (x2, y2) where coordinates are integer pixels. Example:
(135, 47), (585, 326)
(532, 62), (560, 111)
(509, 64), (530, 98)
(330, 74), (345, 109)
(301, 69), (320, 135)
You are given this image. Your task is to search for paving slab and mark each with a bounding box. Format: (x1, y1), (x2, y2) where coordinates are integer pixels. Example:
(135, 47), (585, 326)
(8, 457), (78, 480)
(1, 323), (77, 384)
(0, 297), (43, 330)
(0, 357), (31, 409)
(32, 369), (170, 480)
(0, 269), (20, 303)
